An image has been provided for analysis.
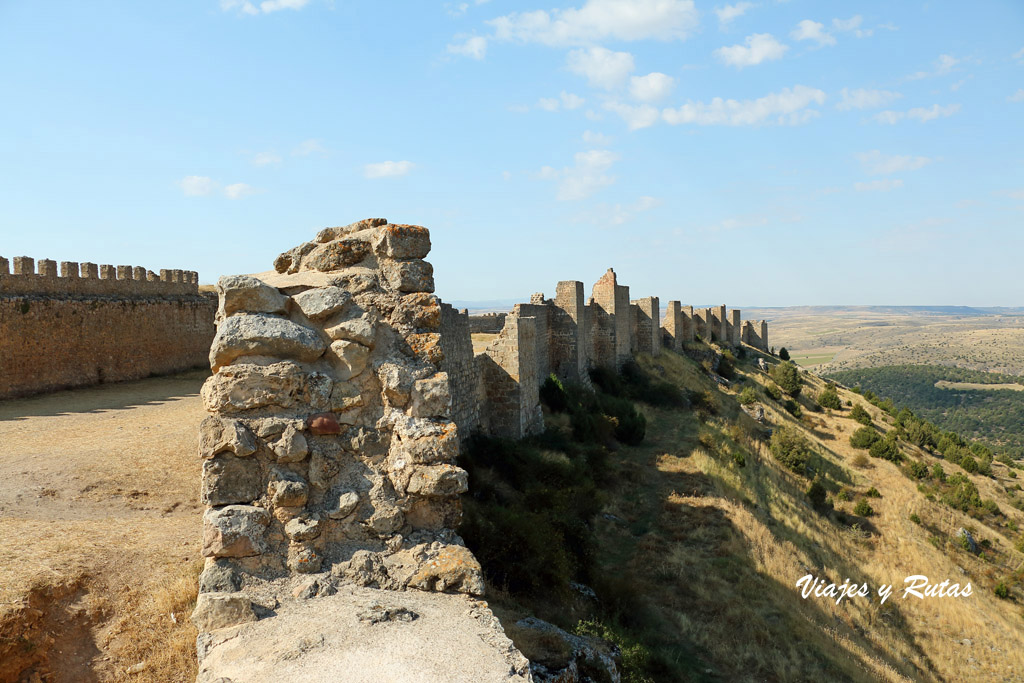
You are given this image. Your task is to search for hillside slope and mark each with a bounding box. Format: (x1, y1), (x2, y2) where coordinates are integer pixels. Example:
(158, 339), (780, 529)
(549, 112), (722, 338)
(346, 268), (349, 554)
(462, 344), (1024, 682)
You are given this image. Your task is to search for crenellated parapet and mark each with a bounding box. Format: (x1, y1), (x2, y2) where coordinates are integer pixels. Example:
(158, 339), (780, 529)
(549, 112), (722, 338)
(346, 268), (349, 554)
(0, 254), (199, 297)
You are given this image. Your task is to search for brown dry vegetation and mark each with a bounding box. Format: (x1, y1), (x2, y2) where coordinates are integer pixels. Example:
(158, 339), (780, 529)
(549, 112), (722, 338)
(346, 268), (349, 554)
(0, 372), (207, 683)
(592, 349), (1024, 681)
(747, 306), (1024, 375)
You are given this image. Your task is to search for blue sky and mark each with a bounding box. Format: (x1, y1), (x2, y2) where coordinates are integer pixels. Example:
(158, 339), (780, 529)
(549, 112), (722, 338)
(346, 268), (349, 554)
(1, 1), (1022, 306)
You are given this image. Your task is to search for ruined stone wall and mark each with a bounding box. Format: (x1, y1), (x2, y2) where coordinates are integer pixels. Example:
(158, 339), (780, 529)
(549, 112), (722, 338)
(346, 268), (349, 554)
(468, 313), (506, 334)
(742, 320), (770, 351)
(550, 280), (590, 385)
(439, 304), (482, 441)
(192, 219), (483, 649)
(632, 296), (660, 357)
(478, 309), (544, 439)
(662, 300), (682, 351)
(0, 256), (213, 399)
(730, 309), (742, 346)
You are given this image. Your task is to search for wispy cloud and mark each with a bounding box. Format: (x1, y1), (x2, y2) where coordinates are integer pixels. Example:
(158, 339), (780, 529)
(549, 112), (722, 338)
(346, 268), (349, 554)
(447, 35), (487, 59)
(252, 152), (282, 166)
(292, 139), (327, 156)
(791, 20), (835, 47)
(221, 0), (309, 15)
(1013, 47), (1024, 64)
(178, 176), (259, 199)
(538, 91), (586, 111)
(604, 100), (660, 130)
(662, 85), (825, 126)
(856, 150), (932, 175)
(715, 2), (755, 28)
(874, 103), (960, 124)
(908, 54), (961, 80)
(537, 149), (618, 200)
(854, 179), (904, 192)
(575, 195), (660, 226)
(832, 15), (871, 38)
(364, 161), (415, 179)
(567, 47), (635, 89)
(629, 72), (676, 102)
(1008, 89), (1024, 103)
(714, 33), (788, 68)
(487, 0), (699, 46)
(582, 130), (613, 146)
(836, 88), (902, 111)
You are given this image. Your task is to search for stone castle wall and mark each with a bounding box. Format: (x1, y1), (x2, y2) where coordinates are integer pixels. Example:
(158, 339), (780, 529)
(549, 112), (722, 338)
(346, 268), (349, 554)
(0, 255), (214, 399)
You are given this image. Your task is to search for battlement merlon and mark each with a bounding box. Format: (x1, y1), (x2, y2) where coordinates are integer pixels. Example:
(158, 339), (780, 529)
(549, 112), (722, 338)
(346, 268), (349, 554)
(0, 255), (200, 297)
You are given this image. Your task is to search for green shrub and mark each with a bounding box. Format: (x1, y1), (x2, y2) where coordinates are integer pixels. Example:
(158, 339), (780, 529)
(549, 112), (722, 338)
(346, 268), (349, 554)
(932, 463), (946, 482)
(817, 386), (842, 410)
(870, 434), (903, 463)
(836, 488), (852, 502)
(850, 403), (872, 426)
(770, 426), (813, 476)
(865, 487), (881, 498)
(907, 460), (930, 480)
(738, 386), (758, 405)
(852, 453), (870, 468)
(540, 375), (570, 413)
(942, 474), (983, 513)
(909, 513), (922, 525)
(982, 499), (1002, 516)
(850, 426), (880, 449)
(960, 455), (980, 474)
(784, 399), (802, 417)
(853, 499), (874, 517)
(994, 583), (1010, 599)
(765, 383), (783, 401)
(770, 361), (802, 396)
(807, 480), (828, 509)
(779, 347), (790, 361)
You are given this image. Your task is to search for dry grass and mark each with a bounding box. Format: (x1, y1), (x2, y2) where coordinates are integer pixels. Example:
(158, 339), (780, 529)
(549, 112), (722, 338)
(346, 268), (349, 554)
(592, 349), (1024, 682)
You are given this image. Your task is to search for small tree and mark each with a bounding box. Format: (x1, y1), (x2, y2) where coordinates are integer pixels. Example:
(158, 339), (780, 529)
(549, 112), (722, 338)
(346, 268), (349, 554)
(779, 347), (790, 361)
(853, 499), (874, 517)
(850, 403), (872, 426)
(850, 426), (880, 449)
(770, 361), (802, 396)
(770, 426), (813, 476)
(807, 480), (829, 510)
(817, 386), (842, 410)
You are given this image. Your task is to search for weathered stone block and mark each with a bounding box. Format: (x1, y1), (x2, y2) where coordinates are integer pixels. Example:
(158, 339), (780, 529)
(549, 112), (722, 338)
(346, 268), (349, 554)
(328, 339), (370, 380)
(382, 259), (434, 293)
(268, 425), (308, 463)
(405, 332), (443, 365)
(217, 275), (288, 318)
(201, 362), (326, 413)
(372, 224), (431, 259)
(326, 489), (361, 519)
(202, 454), (262, 506)
(269, 478), (308, 508)
(409, 372), (452, 418)
(316, 218), (387, 243)
(304, 238), (371, 272)
(288, 542), (322, 573)
(406, 465), (468, 497)
(209, 313), (326, 371)
(391, 293), (441, 331)
(285, 515), (322, 541)
(198, 416), (258, 458)
(292, 286), (352, 321)
(190, 592), (256, 631)
(325, 311), (376, 346)
(405, 545), (483, 595)
(273, 240), (316, 274)
(202, 505), (270, 558)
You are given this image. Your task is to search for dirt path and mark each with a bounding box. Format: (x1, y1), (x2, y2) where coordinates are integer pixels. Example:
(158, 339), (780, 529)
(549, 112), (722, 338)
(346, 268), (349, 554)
(0, 371), (208, 683)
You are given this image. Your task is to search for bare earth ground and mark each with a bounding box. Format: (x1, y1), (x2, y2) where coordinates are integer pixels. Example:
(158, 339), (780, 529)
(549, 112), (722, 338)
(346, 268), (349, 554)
(745, 307), (1024, 375)
(0, 371), (207, 683)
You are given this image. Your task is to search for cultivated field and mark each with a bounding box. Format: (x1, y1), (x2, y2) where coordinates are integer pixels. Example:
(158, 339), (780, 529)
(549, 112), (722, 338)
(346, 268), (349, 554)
(746, 306), (1024, 376)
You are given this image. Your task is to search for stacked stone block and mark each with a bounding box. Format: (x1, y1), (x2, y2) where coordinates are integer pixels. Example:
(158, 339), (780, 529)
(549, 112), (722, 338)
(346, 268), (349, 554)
(550, 280), (590, 385)
(478, 308), (544, 439)
(631, 296), (660, 357)
(193, 219), (484, 645)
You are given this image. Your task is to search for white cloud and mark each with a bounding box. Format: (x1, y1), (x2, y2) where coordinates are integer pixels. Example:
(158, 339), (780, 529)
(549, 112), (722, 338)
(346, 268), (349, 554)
(1015, 47), (1024, 63)
(855, 179), (904, 192)
(561, 91), (586, 109)
(502, 170), (512, 181)
(629, 72), (676, 102)
(715, 2), (755, 28)
(252, 152), (282, 166)
(567, 47), (635, 89)
(662, 85), (825, 126)
(791, 20), (835, 47)
(537, 149), (618, 200)
(221, 0), (308, 14)
(874, 103), (960, 124)
(996, 188), (1024, 200)
(488, 0), (698, 46)
(604, 100), (660, 130)
(908, 54), (961, 80)
(580, 196), (660, 226)
(293, 139), (326, 156)
(537, 97), (560, 112)
(832, 15), (870, 37)
(836, 88), (902, 111)
(364, 161), (415, 179)
(714, 33), (788, 68)
(179, 176), (218, 197)
(447, 35), (487, 59)
(1008, 89), (1024, 103)
(582, 130), (613, 146)
(538, 92), (585, 112)
(856, 150), (932, 175)
(224, 183), (257, 199)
